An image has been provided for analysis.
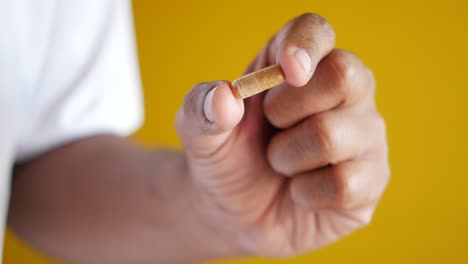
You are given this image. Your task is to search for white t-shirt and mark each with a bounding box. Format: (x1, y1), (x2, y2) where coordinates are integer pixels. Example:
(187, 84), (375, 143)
(0, 0), (144, 258)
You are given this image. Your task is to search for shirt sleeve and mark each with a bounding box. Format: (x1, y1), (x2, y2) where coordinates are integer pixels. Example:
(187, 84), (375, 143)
(14, 0), (144, 162)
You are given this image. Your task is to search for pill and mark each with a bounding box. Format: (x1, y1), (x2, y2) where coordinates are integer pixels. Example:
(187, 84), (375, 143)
(231, 64), (285, 99)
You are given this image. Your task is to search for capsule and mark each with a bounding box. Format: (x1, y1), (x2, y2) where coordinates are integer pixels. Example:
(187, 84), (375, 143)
(231, 64), (285, 99)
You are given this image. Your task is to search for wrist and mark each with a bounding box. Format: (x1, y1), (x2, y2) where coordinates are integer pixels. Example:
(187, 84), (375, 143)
(185, 161), (252, 261)
(146, 149), (247, 263)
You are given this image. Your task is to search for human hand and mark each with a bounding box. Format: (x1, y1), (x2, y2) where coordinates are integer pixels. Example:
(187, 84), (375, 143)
(176, 13), (390, 258)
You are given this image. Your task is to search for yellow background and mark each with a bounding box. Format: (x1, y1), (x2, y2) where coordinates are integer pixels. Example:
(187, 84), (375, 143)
(4, 0), (468, 263)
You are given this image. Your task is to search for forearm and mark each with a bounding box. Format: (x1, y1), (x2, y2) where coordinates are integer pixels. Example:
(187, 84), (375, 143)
(8, 135), (234, 264)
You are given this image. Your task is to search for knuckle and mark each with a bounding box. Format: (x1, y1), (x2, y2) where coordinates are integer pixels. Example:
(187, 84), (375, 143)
(383, 162), (391, 186)
(299, 13), (334, 34)
(299, 13), (328, 27)
(307, 115), (340, 164)
(291, 13), (336, 49)
(374, 112), (387, 135)
(330, 165), (358, 209)
(328, 50), (362, 98)
(363, 66), (377, 97)
(366, 66), (376, 91)
(357, 210), (374, 227)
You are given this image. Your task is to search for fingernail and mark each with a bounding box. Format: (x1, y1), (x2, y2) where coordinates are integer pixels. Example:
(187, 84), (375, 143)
(204, 87), (217, 123)
(294, 49), (312, 76)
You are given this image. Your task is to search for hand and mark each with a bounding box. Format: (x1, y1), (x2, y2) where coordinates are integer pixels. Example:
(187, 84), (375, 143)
(176, 13), (390, 258)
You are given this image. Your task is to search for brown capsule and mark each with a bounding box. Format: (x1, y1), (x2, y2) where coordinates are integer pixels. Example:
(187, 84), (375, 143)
(231, 64), (285, 99)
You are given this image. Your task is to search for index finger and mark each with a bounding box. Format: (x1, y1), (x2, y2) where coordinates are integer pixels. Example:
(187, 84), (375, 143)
(268, 13), (336, 87)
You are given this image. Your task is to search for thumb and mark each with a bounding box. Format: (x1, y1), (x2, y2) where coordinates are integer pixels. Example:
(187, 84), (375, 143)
(176, 81), (244, 158)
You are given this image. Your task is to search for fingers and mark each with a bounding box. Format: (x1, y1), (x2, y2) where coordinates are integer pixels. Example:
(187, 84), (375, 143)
(267, 108), (385, 176)
(264, 49), (375, 129)
(257, 13), (336, 87)
(289, 158), (390, 211)
(176, 81), (244, 158)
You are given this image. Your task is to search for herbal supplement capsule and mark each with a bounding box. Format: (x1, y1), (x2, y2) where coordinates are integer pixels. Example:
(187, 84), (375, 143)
(231, 64), (285, 99)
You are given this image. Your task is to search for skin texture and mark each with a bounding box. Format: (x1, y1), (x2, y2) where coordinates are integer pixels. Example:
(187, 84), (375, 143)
(8, 13), (390, 264)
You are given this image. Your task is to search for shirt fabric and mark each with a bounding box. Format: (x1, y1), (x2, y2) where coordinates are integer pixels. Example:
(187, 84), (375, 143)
(0, 0), (144, 258)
